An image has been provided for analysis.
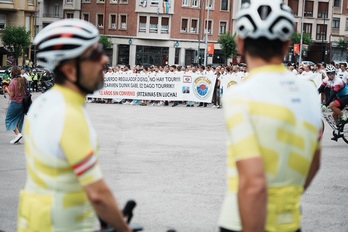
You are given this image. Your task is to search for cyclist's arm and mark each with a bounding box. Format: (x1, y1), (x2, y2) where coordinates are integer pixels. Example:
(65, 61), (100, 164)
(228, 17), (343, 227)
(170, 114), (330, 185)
(325, 90), (337, 106)
(318, 84), (325, 94)
(237, 157), (267, 232)
(304, 148), (321, 192)
(224, 95), (266, 232)
(83, 180), (131, 232)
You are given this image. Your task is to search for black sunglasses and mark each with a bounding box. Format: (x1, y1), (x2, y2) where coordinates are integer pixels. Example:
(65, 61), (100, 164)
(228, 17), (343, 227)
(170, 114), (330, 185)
(327, 72), (335, 76)
(81, 44), (104, 62)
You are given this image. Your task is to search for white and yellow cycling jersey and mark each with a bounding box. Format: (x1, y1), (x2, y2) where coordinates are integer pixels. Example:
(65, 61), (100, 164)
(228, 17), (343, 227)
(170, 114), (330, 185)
(219, 65), (322, 232)
(18, 85), (103, 232)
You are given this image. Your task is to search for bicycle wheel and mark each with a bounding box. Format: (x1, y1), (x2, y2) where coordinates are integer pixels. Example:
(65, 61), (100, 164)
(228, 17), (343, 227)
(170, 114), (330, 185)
(341, 123), (348, 144)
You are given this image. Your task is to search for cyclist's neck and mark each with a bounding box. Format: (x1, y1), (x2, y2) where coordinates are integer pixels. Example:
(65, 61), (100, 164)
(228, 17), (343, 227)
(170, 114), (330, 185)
(245, 54), (284, 73)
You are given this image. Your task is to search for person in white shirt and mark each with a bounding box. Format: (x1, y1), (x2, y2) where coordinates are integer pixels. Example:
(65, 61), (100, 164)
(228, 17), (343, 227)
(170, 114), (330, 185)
(338, 64), (348, 84)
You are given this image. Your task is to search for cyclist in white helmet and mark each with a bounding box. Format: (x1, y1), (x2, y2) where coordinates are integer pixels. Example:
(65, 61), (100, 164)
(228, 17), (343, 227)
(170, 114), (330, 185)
(17, 19), (130, 232)
(218, 1), (322, 232)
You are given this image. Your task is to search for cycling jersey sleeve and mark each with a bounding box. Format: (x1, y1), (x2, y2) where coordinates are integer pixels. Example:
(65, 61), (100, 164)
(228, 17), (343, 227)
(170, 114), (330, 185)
(60, 107), (103, 186)
(224, 97), (261, 161)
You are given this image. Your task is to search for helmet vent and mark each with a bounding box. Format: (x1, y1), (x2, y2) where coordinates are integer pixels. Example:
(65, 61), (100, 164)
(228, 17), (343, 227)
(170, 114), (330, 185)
(282, 27), (289, 34)
(258, 5), (272, 20)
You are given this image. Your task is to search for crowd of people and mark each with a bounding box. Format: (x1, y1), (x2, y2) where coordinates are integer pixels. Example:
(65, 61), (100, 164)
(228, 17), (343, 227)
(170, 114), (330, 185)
(89, 62), (249, 108)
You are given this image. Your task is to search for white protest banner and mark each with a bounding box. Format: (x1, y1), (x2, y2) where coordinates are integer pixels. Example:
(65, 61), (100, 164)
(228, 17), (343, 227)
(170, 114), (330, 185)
(89, 73), (217, 102)
(221, 74), (242, 91)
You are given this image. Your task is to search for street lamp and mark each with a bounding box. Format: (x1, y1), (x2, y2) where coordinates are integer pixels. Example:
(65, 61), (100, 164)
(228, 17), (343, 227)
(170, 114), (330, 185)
(33, 0), (38, 67)
(321, 1), (329, 63)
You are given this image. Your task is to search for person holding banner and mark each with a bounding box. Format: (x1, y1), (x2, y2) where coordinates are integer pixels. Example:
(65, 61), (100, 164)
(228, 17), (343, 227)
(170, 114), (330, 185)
(219, 1), (322, 231)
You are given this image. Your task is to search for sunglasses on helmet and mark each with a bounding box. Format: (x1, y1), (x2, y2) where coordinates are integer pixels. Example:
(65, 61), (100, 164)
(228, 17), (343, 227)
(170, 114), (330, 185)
(81, 44), (104, 62)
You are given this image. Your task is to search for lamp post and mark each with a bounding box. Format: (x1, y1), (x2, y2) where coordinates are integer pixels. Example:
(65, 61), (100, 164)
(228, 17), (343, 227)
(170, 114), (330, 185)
(299, 0), (305, 65)
(33, 0), (38, 67)
(320, 1), (329, 63)
(204, 0), (210, 66)
(197, 0), (203, 65)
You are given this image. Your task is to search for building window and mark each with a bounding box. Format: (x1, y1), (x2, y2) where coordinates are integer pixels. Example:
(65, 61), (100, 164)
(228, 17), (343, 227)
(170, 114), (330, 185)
(303, 23), (312, 35)
(54, 4), (60, 17)
(25, 16), (30, 32)
(139, 16), (146, 32)
(206, 0), (214, 9)
(288, 0), (299, 16)
(97, 0), (105, 3)
(181, 18), (188, 33)
(150, 17), (158, 32)
(110, 14), (117, 29)
(161, 17), (169, 33)
(191, 19), (198, 33)
(334, 0), (340, 7)
(316, 24), (327, 40)
(219, 21), (226, 34)
(151, 0), (159, 5)
(205, 20), (212, 34)
(332, 18), (340, 28)
(318, 2), (328, 19)
(346, 18), (348, 31)
(66, 0), (73, 3)
(192, 0), (198, 7)
(119, 15), (127, 30)
(66, 13), (74, 18)
(97, 14), (104, 28)
(304, 1), (313, 17)
(82, 13), (89, 21)
(120, 0), (128, 3)
(182, 0), (188, 6)
(110, 0), (117, 3)
(221, 0), (228, 11)
(82, 0), (91, 2)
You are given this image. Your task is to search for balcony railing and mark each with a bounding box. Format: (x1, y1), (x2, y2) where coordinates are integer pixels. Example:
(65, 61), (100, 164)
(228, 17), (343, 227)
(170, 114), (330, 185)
(0, 0), (14, 3)
(43, 13), (64, 18)
(28, 0), (34, 5)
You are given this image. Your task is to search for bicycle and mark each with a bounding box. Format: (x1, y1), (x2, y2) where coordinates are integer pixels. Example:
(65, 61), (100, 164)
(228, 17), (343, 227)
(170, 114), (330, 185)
(322, 107), (348, 144)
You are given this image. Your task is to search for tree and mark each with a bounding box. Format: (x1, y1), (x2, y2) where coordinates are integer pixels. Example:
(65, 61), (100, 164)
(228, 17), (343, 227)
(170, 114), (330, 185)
(290, 32), (313, 48)
(99, 35), (112, 49)
(218, 32), (237, 65)
(0, 26), (31, 65)
(337, 37), (346, 61)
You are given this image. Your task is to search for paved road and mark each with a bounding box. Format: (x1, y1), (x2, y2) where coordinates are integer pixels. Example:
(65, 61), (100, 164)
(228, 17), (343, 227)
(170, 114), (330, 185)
(0, 93), (347, 232)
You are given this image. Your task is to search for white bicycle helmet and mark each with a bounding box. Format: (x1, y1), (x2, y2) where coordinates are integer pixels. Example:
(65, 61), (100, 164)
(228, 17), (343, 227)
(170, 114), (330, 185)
(326, 65), (336, 74)
(236, 0), (295, 42)
(34, 19), (100, 71)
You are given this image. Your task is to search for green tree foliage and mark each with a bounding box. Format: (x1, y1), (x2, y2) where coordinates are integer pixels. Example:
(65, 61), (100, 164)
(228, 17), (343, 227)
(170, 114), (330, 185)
(218, 32), (237, 64)
(337, 37), (346, 60)
(290, 32), (313, 48)
(0, 26), (31, 65)
(99, 35), (112, 49)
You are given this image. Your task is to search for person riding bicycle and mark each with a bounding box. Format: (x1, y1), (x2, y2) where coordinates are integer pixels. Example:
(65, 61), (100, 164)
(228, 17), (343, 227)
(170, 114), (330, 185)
(17, 19), (130, 232)
(218, 1), (322, 232)
(318, 65), (348, 127)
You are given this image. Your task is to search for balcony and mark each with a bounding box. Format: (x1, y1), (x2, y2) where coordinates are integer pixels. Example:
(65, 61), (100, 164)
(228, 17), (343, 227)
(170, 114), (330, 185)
(43, 13), (63, 19)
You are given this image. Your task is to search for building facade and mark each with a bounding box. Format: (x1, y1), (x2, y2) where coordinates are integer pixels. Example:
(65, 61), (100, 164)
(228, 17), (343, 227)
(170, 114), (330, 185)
(284, 0), (348, 64)
(0, 0), (37, 66)
(81, 0), (233, 67)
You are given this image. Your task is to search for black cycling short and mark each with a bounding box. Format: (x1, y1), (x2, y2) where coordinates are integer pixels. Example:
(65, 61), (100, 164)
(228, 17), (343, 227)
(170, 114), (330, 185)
(220, 227), (301, 232)
(335, 95), (348, 110)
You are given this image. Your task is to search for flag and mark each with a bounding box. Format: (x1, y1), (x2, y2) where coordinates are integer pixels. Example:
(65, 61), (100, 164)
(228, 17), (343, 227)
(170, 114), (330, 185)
(163, 1), (169, 14)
